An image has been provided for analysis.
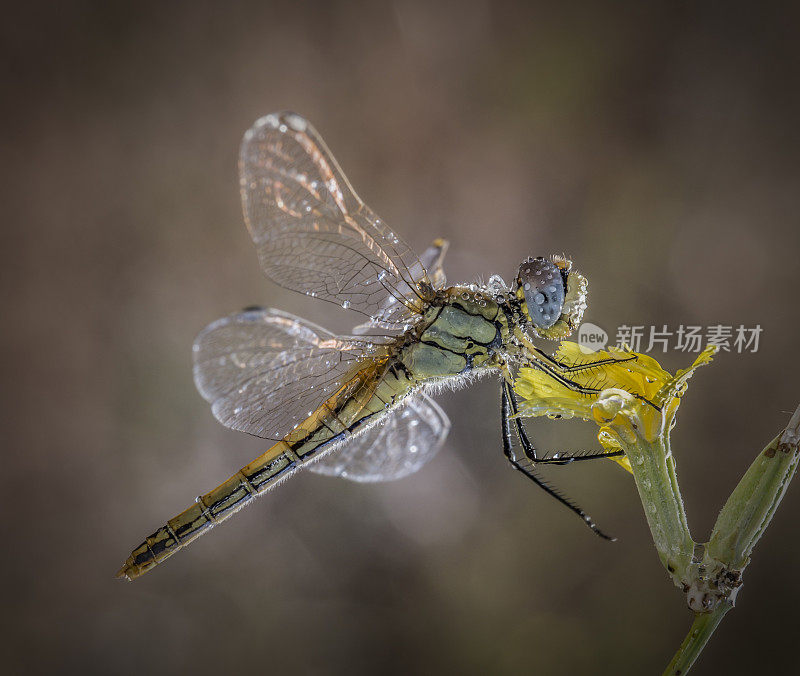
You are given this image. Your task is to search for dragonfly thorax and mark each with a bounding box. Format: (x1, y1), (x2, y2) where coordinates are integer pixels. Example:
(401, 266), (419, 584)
(399, 290), (506, 381)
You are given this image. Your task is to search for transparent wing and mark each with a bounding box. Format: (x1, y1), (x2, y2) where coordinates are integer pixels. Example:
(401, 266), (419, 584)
(309, 393), (450, 482)
(353, 238), (449, 335)
(422, 238), (448, 289)
(240, 112), (432, 327)
(193, 308), (385, 441)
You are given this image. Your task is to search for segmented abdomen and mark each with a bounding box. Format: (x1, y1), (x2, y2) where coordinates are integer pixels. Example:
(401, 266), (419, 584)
(117, 359), (412, 581)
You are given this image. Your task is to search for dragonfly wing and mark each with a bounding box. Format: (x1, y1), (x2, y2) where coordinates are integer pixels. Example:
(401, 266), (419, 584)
(309, 393), (450, 482)
(352, 239), (448, 335)
(193, 308), (385, 441)
(240, 112), (432, 327)
(422, 238), (448, 289)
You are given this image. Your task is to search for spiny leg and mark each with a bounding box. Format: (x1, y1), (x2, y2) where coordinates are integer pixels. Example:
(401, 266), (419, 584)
(530, 344), (637, 374)
(500, 382), (617, 541)
(503, 380), (624, 466)
(526, 347), (661, 412)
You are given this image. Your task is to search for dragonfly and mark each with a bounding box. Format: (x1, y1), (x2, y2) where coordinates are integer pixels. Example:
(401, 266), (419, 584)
(117, 112), (627, 581)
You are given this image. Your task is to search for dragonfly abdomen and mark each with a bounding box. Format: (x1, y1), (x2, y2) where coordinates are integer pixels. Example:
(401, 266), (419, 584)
(117, 361), (416, 581)
(116, 440), (301, 580)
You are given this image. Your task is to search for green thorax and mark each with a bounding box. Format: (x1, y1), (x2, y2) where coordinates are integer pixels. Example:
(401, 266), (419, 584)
(398, 286), (509, 380)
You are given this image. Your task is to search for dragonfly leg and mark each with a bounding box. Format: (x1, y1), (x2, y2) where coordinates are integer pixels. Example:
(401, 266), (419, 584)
(525, 347), (662, 413)
(531, 345), (637, 374)
(500, 382), (616, 541)
(503, 380), (624, 466)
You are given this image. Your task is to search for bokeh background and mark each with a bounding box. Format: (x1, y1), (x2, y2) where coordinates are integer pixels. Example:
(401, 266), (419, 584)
(3, 1), (799, 674)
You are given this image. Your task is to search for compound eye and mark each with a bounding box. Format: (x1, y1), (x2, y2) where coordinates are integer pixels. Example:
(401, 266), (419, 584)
(517, 258), (565, 329)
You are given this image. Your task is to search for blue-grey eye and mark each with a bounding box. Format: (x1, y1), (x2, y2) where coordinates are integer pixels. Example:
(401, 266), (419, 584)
(516, 258), (565, 329)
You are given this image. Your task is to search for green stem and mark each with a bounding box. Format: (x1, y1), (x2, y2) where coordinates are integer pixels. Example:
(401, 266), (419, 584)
(662, 601), (733, 676)
(708, 412), (800, 570)
(620, 432), (694, 587)
(597, 393), (800, 674)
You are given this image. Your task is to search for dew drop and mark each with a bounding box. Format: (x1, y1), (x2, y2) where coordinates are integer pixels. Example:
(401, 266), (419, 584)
(342, 301), (351, 309)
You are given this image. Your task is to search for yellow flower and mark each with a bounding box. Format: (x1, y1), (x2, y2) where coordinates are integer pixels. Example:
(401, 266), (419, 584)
(514, 343), (717, 473)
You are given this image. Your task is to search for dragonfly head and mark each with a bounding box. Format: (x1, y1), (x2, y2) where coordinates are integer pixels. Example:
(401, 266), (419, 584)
(514, 255), (588, 339)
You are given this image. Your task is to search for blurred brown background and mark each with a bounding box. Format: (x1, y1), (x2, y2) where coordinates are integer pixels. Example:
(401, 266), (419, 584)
(3, 1), (799, 674)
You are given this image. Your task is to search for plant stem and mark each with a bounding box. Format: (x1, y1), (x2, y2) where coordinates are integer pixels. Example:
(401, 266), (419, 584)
(624, 433), (694, 588)
(708, 407), (800, 570)
(662, 601), (733, 676)
(596, 392), (800, 674)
